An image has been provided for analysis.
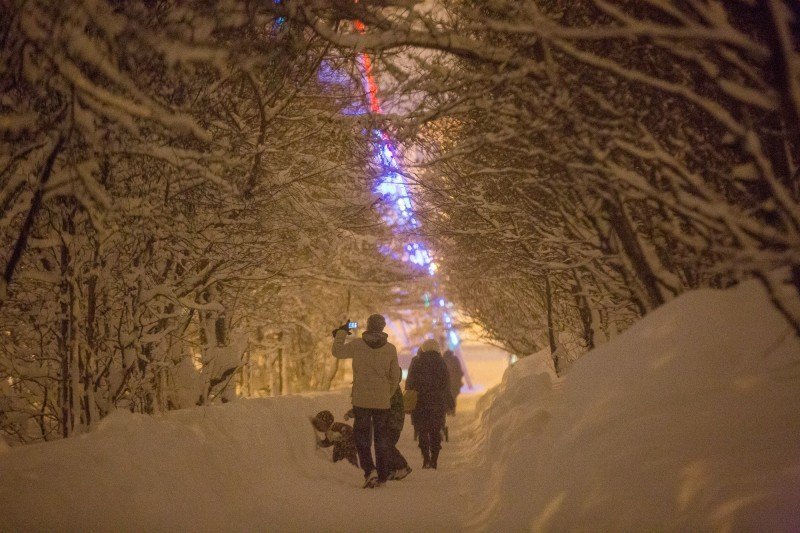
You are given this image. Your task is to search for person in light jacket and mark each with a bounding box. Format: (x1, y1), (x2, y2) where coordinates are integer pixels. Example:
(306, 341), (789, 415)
(406, 338), (454, 469)
(332, 313), (401, 488)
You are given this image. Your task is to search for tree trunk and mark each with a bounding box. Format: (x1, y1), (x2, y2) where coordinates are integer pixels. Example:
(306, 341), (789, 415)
(604, 197), (665, 310)
(544, 273), (559, 374)
(1, 134), (65, 308)
(58, 206), (77, 437)
(571, 269), (595, 351)
(274, 344), (283, 396)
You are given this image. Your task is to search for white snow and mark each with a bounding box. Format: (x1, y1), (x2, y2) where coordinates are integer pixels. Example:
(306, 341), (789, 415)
(1, 281), (798, 531)
(464, 280), (800, 531)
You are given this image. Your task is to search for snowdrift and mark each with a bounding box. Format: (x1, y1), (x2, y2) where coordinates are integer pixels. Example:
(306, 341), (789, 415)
(0, 391), (357, 532)
(0, 384), (471, 532)
(466, 280), (800, 531)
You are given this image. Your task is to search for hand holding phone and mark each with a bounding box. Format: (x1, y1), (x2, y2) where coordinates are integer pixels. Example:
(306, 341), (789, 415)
(332, 319), (356, 338)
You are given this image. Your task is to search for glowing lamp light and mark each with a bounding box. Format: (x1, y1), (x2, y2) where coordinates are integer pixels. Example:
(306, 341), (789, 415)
(448, 330), (461, 348)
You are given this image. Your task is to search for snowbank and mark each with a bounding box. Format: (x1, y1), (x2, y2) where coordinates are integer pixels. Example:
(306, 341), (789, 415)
(0, 384), (473, 532)
(0, 392), (357, 532)
(465, 280), (800, 531)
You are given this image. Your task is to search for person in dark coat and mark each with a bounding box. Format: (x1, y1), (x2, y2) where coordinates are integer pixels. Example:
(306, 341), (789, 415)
(442, 349), (464, 415)
(311, 410), (359, 467)
(405, 338), (454, 469)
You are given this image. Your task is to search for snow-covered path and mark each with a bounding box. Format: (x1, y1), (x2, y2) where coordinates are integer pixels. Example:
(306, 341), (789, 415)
(340, 391), (482, 531)
(0, 345), (509, 532)
(3, 282), (799, 531)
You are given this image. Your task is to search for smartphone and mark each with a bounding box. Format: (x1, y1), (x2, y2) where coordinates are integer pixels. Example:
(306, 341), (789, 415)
(347, 321), (358, 329)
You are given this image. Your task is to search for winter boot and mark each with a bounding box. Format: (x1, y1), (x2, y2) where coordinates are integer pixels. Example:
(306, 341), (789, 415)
(430, 449), (440, 470)
(391, 466), (412, 480)
(363, 470), (378, 489)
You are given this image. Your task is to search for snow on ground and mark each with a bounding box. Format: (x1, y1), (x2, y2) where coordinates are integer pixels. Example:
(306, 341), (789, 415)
(462, 280), (800, 531)
(1, 280), (798, 531)
(0, 349), (506, 532)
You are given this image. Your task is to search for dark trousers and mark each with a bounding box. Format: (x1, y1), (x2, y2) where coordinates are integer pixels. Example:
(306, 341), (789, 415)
(386, 425), (409, 471)
(450, 393), (459, 415)
(352, 407), (391, 481)
(414, 408), (444, 457)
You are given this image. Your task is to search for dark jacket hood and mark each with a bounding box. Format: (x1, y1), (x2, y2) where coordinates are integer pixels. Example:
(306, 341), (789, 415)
(362, 330), (388, 349)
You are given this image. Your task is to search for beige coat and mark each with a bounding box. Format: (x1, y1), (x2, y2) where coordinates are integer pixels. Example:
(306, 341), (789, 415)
(332, 330), (401, 409)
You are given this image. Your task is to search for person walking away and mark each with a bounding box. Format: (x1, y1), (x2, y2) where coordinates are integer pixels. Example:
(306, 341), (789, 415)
(331, 314), (401, 488)
(406, 339), (454, 469)
(342, 390), (411, 481)
(442, 349), (464, 415)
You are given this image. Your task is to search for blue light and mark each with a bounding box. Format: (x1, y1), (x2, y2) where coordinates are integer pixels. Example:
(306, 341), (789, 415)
(341, 103), (369, 116)
(448, 330), (460, 348)
(316, 37), (463, 357)
(274, 0), (286, 26)
(317, 60), (354, 87)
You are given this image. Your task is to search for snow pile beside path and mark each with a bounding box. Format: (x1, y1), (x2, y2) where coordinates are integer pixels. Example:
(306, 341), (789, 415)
(467, 281), (800, 531)
(0, 391), (354, 532)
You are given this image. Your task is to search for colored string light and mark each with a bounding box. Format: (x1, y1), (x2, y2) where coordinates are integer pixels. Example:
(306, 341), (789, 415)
(288, 6), (461, 351)
(351, 23), (460, 350)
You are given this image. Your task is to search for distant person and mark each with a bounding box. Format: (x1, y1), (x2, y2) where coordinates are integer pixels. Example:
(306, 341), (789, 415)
(406, 339), (454, 469)
(310, 410), (358, 467)
(442, 349), (464, 415)
(331, 314), (402, 488)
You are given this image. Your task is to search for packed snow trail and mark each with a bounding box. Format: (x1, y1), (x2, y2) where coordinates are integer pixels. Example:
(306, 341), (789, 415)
(0, 346), (508, 532)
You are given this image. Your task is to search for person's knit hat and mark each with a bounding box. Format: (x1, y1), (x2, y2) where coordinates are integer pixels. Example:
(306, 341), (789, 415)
(420, 338), (440, 353)
(366, 314), (386, 332)
(312, 410), (334, 432)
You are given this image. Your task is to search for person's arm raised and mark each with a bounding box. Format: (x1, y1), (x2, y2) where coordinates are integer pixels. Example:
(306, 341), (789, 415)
(331, 329), (354, 359)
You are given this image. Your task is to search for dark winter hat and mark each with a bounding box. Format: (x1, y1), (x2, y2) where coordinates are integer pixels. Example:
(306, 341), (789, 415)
(366, 314), (386, 332)
(313, 410), (334, 431)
